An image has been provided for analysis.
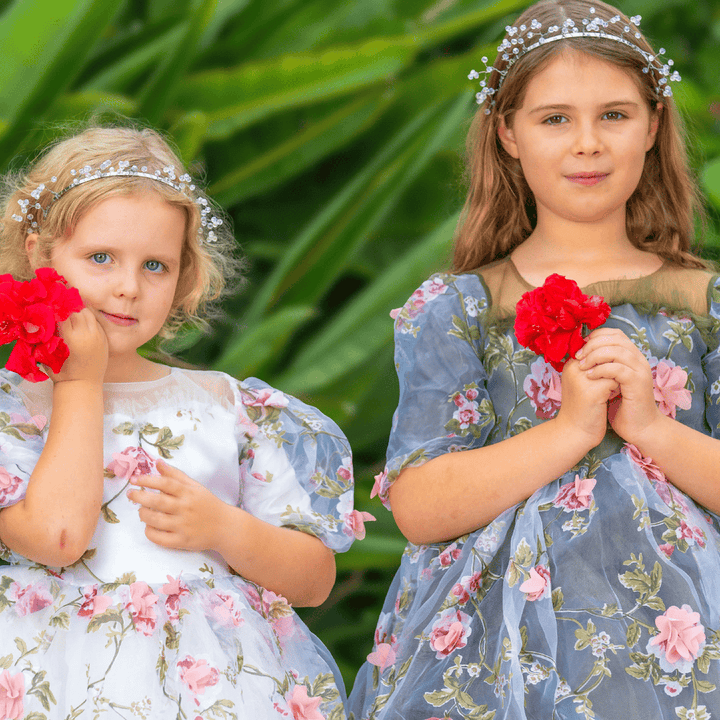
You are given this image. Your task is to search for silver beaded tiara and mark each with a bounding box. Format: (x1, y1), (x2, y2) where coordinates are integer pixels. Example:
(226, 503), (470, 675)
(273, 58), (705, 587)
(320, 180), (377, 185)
(469, 8), (681, 114)
(12, 160), (222, 244)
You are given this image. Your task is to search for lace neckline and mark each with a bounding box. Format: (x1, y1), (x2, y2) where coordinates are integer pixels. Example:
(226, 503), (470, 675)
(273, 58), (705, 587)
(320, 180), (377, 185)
(506, 255), (668, 293)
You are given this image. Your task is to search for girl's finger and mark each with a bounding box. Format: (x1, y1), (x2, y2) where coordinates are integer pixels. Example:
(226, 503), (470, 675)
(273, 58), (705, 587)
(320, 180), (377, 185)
(128, 487), (174, 511)
(130, 472), (177, 495)
(138, 506), (174, 530)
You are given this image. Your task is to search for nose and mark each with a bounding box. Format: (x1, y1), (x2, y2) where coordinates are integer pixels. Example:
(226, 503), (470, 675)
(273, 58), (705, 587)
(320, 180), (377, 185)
(113, 267), (140, 298)
(572, 119), (603, 156)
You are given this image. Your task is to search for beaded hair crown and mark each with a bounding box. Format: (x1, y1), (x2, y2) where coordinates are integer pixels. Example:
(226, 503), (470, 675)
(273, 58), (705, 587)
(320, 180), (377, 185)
(12, 161), (222, 244)
(469, 7), (681, 114)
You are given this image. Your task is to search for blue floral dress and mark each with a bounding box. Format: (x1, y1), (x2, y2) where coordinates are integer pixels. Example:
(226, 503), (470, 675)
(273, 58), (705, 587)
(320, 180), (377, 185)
(0, 367), (355, 719)
(349, 258), (720, 720)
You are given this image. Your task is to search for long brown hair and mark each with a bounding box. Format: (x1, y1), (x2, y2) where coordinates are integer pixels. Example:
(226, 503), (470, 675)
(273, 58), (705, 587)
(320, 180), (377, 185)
(454, 0), (708, 272)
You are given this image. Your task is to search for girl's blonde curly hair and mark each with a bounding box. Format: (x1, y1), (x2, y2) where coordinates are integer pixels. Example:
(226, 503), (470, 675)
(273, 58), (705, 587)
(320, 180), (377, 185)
(0, 125), (242, 338)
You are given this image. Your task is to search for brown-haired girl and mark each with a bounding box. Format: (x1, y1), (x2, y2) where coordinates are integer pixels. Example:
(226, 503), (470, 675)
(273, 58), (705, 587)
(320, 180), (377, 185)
(349, 1), (720, 718)
(0, 126), (358, 718)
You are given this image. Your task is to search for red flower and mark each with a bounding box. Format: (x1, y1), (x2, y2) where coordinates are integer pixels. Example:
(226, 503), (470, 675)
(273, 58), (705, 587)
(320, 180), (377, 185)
(0, 270), (83, 382)
(515, 274), (611, 371)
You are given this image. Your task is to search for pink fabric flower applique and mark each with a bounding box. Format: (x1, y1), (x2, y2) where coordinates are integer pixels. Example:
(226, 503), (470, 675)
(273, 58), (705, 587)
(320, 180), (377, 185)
(519, 565), (551, 602)
(429, 608), (473, 659)
(648, 604), (705, 673)
(161, 575), (191, 624)
(367, 642), (397, 672)
(553, 475), (596, 511)
(652, 360), (692, 418)
(285, 684), (325, 720)
(177, 656), (220, 705)
(343, 509), (376, 540)
(0, 669), (25, 720)
(124, 581), (159, 636)
(10, 582), (53, 616)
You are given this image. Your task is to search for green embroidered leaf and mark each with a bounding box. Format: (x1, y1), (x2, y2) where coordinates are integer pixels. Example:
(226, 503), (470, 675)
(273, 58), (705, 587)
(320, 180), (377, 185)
(423, 687), (455, 707)
(86, 608), (124, 633)
(510, 417), (532, 437)
(696, 679), (717, 694)
(601, 603), (619, 617)
(49, 611), (70, 630)
(626, 621), (641, 648)
(164, 620), (180, 650)
(12, 422), (43, 436)
(112, 421), (135, 435)
(552, 587), (564, 611)
(101, 504), (119, 524)
(513, 538), (533, 568)
(0, 654), (12, 669)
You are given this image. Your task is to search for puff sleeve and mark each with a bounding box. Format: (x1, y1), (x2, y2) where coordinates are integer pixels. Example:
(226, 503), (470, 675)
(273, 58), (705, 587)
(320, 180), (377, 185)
(702, 275), (720, 439)
(233, 377), (358, 553)
(374, 273), (495, 508)
(0, 371), (44, 509)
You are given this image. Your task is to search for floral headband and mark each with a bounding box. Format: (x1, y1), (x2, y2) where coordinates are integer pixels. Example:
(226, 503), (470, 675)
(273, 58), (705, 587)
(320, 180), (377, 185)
(11, 161), (222, 244)
(469, 8), (681, 114)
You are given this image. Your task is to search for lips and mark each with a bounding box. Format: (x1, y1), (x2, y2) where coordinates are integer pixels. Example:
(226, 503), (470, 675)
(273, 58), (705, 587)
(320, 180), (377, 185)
(101, 311), (138, 326)
(566, 172), (609, 186)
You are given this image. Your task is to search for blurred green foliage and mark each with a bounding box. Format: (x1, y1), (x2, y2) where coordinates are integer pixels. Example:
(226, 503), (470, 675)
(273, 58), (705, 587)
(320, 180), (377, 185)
(0, 0), (718, 688)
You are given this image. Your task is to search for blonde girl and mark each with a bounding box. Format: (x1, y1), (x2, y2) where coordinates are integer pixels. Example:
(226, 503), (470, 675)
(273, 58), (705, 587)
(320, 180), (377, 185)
(0, 126), (358, 718)
(349, 1), (720, 718)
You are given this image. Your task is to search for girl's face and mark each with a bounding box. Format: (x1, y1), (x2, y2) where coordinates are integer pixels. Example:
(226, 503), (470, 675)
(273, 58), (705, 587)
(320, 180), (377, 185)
(498, 48), (659, 230)
(41, 192), (185, 370)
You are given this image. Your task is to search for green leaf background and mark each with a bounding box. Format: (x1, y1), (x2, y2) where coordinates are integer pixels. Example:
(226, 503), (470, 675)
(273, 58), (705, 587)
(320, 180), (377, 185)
(0, 0), (718, 687)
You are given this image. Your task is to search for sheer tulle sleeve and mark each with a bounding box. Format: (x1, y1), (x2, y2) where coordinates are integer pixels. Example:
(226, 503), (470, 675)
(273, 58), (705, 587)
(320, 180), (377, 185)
(0, 371), (45, 509)
(233, 377), (357, 553)
(702, 275), (720, 439)
(373, 273), (495, 508)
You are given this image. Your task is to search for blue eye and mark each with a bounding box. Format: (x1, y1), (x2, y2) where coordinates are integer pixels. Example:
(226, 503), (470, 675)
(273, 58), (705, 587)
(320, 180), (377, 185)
(144, 260), (165, 273)
(91, 252), (110, 265)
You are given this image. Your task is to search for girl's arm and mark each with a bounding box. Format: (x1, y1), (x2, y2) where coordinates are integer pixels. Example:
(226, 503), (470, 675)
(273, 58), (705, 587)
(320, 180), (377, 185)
(128, 461), (335, 606)
(390, 360), (617, 544)
(0, 309), (108, 566)
(579, 327), (720, 513)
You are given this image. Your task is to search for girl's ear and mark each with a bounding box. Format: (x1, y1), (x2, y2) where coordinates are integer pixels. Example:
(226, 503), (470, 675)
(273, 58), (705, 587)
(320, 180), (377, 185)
(25, 233), (40, 269)
(497, 116), (520, 159)
(645, 104), (662, 151)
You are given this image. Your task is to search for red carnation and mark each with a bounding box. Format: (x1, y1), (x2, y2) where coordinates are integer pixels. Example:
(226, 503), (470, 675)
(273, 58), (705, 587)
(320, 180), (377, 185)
(1, 269), (83, 382)
(515, 274), (611, 372)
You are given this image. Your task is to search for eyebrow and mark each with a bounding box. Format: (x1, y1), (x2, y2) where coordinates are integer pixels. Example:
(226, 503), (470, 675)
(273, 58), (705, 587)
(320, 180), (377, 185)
(528, 101), (641, 114)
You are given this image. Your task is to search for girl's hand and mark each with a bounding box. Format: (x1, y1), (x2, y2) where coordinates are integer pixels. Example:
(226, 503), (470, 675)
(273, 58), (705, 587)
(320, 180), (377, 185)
(576, 328), (662, 444)
(127, 459), (227, 551)
(50, 308), (108, 384)
(556, 357), (618, 448)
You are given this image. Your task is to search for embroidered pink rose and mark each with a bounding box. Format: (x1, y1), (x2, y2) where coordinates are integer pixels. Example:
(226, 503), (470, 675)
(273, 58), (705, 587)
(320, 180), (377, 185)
(438, 543), (461, 567)
(77, 585), (112, 618)
(177, 656), (220, 704)
(286, 684), (325, 720)
(524, 358), (563, 419)
(107, 446), (157, 481)
(451, 571), (482, 605)
(652, 360), (692, 418)
(676, 520), (706, 548)
(648, 605), (705, 672)
(429, 608), (472, 659)
(0, 468), (23, 505)
(658, 543), (675, 558)
(0, 669), (24, 720)
(161, 575), (190, 623)
(553, 475), (596, 511)
(367, 642), (396, 671)
(519, 565), (551, 602)
(243, 387), (289, 409)
(10, 582), (53, 616)
(343, 509), (376, 540)
(452, 393), (480, 429)
(125, 581), (159, 636)
(205, 589), (244, 628)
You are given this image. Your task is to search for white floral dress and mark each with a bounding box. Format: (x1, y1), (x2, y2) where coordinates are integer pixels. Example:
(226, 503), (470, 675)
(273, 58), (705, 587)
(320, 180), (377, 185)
(0, 367), (356, 719)
(349, 258), (720, 720)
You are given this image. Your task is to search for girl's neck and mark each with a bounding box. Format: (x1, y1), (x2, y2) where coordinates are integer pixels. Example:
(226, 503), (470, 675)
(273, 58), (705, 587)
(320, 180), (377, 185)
(103, 353), (171, 384)
(511, 214), (663, 288)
